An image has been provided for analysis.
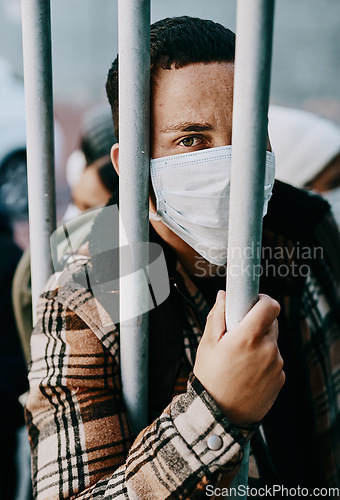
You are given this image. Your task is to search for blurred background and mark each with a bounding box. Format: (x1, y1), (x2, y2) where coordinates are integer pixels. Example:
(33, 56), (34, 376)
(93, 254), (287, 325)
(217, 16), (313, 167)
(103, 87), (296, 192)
(1, 0), (340, 248)
(1, 2), (339, 498)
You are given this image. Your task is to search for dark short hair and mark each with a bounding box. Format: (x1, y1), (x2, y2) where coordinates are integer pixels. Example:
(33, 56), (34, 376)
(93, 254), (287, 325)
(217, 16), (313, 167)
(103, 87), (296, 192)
(106, 16), (235, 139)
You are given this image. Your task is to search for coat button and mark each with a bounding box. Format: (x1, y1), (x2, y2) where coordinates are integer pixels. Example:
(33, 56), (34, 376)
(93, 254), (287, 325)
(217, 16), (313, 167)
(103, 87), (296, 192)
(207, 435), (223, 451)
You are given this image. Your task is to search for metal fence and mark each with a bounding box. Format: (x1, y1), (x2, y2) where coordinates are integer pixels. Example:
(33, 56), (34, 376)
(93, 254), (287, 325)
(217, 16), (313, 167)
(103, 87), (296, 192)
(21, 0), (275, 495)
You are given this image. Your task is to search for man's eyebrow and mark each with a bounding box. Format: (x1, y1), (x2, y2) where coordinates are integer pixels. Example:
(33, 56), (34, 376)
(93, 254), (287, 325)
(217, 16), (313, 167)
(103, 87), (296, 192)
(160, 122), (214, 133)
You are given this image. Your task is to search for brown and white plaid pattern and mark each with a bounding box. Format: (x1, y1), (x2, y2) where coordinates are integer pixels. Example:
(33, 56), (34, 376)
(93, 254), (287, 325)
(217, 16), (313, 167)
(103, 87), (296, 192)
(26, 210), (340, 498)
(26, 270), (256, 499)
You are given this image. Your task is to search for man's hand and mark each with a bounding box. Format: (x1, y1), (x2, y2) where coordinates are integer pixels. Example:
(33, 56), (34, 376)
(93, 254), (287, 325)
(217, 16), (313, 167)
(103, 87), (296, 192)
(193, 290), (285, 426)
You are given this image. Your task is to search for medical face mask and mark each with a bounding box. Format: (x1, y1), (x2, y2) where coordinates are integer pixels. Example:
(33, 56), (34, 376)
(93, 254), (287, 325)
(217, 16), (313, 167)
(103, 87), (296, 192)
(62, 202), (84, 223)
(62, 202), (106, 223)
(150, 145), (276, 266)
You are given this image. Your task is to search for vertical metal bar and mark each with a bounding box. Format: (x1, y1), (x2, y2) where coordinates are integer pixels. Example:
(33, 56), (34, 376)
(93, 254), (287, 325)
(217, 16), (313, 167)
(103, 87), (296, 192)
(226, 0), (275, 496)
(118, 0), (150, 434)
(21, 0), (56, 324)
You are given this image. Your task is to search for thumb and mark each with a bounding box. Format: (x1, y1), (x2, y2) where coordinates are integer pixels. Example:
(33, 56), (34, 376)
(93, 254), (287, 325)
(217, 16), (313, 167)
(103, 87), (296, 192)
(203, 290), (226, 343)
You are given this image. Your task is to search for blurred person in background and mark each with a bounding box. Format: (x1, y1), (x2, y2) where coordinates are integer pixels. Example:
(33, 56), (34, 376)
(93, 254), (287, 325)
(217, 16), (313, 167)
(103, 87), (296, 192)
(0, 205), (29, 500)
(63, 155), (118, 222)
(64, 104), (118, 221)
(269, 105), (340, 227)
(12, 104), (118, 365)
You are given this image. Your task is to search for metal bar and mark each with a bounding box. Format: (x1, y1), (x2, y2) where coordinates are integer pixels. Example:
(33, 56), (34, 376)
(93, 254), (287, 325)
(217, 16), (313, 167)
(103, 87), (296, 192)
(226, 0), (275, 496)
(118, 0), (150, 435)
(21, 0), (56, 325)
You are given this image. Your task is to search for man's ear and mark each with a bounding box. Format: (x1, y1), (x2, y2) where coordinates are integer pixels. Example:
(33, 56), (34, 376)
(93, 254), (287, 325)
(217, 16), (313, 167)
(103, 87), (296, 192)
(111, 143), (119, 174)
(267, 135), (272, 152)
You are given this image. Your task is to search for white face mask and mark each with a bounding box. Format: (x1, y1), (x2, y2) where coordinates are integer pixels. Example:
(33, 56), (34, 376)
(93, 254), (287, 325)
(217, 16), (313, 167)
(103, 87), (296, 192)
(322, 186), (340, 229)
(62, 202), (106, 223)
(150, 145), (276, 266)
(62, 202), (84, 223)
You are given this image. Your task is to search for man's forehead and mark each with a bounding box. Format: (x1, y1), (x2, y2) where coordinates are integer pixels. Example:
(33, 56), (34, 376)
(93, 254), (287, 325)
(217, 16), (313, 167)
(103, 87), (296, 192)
(152, 61), (234, 88)
(151, 62), (234, 124)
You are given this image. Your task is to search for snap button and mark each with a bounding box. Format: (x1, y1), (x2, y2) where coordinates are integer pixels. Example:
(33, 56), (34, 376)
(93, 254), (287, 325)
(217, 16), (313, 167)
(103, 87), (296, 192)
(207, 435), (223, 451)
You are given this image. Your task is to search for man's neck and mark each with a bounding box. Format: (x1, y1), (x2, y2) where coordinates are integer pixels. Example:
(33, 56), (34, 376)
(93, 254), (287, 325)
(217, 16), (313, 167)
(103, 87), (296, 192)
(150, 216), (226, 279)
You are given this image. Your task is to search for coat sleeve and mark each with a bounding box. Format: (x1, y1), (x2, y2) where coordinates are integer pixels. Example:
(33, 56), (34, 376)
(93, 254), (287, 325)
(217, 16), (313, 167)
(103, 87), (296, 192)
(25, 284), (256, 499)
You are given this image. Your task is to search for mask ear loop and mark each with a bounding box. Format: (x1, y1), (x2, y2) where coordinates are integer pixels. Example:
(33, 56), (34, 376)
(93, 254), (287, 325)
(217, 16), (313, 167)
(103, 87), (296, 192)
(148, 166), (163, 221)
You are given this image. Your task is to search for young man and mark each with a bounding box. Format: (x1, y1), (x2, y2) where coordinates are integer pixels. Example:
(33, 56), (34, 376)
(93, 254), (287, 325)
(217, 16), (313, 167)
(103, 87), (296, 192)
(26, 17), (340, 498)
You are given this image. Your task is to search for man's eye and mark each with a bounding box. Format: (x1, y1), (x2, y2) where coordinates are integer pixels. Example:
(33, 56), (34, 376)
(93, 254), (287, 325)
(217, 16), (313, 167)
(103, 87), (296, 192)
(180, 137), (198, 147)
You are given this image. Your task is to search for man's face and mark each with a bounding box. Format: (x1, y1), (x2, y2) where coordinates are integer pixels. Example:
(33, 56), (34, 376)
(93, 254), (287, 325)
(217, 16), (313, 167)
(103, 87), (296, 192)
(151, 62), (235, 159)
(112, 61), (270, 276)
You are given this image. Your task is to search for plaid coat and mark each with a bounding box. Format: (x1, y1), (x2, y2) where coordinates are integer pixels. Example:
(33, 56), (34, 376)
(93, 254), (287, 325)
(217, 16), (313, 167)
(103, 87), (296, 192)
(25, 182), (340, 498)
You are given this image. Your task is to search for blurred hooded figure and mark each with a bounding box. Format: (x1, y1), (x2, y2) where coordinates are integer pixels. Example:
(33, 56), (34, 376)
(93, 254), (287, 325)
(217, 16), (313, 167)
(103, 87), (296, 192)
(269, 105), (340, 227)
